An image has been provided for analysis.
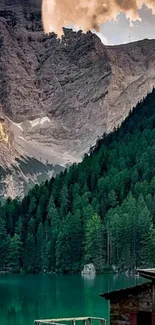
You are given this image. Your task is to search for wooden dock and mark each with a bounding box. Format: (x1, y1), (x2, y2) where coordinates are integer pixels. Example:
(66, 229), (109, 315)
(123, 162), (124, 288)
(34, 316), (107, 325)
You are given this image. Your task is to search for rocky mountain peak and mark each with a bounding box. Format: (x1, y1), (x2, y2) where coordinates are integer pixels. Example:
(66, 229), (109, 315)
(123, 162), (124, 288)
(0, 1), (154, 198)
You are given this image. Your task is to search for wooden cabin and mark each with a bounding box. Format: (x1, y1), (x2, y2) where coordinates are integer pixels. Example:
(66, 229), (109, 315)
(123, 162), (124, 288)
(100, 269), (155, 325)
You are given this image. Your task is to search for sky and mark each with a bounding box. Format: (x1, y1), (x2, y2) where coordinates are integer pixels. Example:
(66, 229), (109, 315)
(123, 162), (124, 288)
(98, 5), (155, 45)
(42, 1), (155, 45)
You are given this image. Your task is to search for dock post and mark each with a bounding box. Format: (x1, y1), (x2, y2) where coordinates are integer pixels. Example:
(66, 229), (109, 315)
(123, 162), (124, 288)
(153, 281), (155, 312)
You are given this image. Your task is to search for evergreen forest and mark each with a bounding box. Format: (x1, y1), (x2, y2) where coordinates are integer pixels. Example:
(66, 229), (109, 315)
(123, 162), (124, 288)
(1, 90), (155, 273)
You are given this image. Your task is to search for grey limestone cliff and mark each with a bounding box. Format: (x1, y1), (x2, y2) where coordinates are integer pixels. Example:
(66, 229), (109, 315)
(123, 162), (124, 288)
(0, 0), (155, 197)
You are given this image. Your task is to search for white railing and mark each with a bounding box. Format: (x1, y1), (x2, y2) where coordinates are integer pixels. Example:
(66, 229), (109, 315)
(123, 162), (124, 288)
(34, 316), (106, 325)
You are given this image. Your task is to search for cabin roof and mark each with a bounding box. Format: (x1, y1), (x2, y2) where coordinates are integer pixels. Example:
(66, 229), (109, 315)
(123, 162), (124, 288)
(100, 281), (151, 301)
(137, 269), (155, 280)
(100, 268), (155, 300)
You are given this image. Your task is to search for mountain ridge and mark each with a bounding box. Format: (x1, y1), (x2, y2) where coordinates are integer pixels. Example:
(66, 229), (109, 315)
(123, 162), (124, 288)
(0, 0), (155, 197)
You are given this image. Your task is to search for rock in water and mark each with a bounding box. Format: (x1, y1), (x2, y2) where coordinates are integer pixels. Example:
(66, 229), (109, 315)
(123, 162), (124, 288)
(81, 264), (96, 275)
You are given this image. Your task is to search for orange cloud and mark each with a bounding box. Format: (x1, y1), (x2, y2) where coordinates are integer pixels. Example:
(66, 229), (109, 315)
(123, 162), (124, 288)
(42, 0), (155, 37)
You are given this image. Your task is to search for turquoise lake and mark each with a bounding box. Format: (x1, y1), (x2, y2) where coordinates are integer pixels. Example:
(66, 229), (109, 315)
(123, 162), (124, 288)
(0, 274), (145, 325)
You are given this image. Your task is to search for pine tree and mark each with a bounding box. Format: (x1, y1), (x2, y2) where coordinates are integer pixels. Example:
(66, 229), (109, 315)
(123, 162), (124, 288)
(0, 216), (8, 269)
(35, 223), (44, 272)
(59, 184), (69, 218)
(85, 214), (104, 270)
(7, 234), (22, 272)
(24, 218), (36, 273)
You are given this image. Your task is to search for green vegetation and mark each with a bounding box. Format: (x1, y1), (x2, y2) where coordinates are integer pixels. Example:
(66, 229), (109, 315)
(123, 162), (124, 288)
(1, 89), (155, 273)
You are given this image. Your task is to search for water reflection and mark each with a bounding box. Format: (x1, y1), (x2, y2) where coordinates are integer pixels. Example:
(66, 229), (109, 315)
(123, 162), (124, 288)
(81, 273), (96, 283)
(0, 274), (146, 325)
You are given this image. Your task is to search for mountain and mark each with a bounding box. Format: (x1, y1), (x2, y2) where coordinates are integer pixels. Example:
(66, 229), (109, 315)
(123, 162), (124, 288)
(1, 89), (155, 273)
(0, 0), (155, 198)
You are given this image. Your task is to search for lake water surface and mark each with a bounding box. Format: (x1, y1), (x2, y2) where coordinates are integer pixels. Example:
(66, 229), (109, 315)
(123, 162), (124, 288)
(0, 274), (145, 325)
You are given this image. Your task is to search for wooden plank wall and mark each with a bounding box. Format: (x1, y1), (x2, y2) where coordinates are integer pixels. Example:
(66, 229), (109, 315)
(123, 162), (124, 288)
(109, 286), (152, 325)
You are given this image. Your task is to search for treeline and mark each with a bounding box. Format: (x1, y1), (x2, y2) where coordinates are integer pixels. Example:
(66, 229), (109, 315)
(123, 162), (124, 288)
(1, 89), (155, 273)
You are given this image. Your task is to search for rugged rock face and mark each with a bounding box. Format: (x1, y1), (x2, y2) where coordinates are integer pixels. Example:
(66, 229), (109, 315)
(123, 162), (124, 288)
(0, 0), (155, 198)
